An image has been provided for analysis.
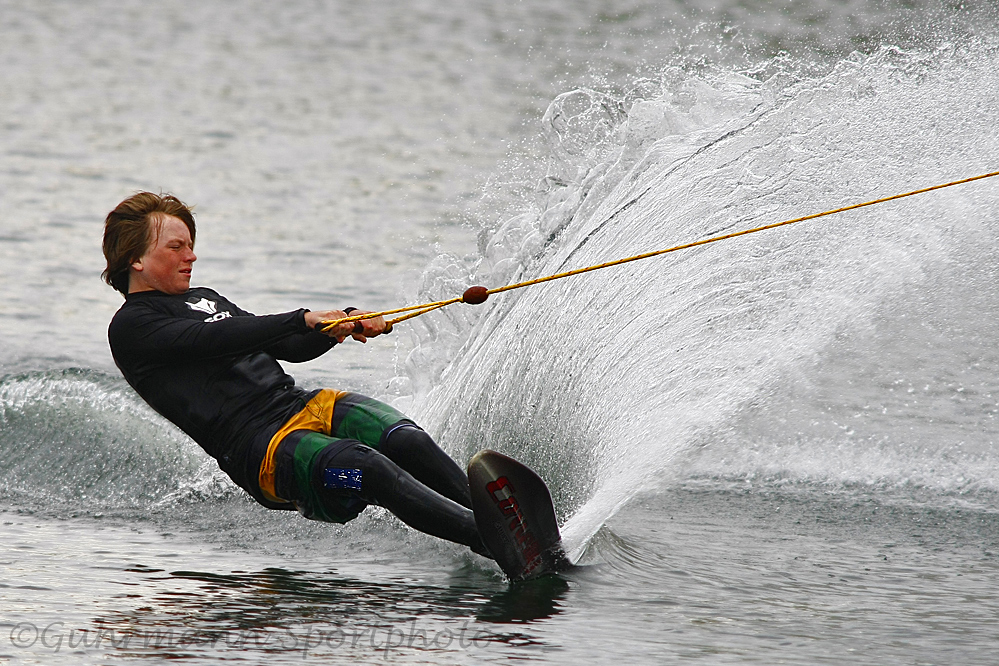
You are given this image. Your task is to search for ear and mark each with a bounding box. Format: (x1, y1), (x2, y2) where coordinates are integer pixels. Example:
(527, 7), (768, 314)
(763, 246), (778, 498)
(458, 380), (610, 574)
(131, 258), (143, 272)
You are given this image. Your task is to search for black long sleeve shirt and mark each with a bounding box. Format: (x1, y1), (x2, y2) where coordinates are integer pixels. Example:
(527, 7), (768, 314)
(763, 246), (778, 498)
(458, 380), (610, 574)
(108, 287), (336, 506)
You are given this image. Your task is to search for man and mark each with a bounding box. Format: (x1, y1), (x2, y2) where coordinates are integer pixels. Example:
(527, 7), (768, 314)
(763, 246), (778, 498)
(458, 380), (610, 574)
(102, 191), (489, 557)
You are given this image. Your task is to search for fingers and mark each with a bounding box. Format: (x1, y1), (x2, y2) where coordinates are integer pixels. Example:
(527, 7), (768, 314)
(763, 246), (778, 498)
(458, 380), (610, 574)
(308, 310), (346, 328)
(361, 314), (388, 337)
(313, 310), (355, 341)
(346, 311), (387, 337)
(311, 309), (385, 342)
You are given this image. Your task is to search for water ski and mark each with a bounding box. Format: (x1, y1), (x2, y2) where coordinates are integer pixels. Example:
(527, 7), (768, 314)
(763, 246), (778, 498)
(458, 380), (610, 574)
(467, 449), (572, 581)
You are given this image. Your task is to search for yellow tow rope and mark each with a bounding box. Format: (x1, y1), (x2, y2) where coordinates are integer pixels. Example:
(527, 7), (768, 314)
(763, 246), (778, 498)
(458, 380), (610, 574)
(321, 171), (999, 335)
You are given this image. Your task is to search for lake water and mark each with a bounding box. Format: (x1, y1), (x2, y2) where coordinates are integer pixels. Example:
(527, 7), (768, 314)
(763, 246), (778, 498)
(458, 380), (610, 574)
(3, 1), (999, 664)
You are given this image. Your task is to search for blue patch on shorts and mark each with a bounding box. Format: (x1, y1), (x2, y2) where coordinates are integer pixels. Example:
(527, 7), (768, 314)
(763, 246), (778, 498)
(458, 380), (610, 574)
(323, 467), (363, 491)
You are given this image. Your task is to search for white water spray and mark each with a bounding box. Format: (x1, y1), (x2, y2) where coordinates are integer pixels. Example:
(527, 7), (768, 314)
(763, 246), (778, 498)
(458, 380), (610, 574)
(399, 41), (999, 557)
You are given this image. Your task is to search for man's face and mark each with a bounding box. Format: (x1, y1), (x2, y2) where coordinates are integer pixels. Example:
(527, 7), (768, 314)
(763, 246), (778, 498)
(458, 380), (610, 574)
(130, 214), (197, 295)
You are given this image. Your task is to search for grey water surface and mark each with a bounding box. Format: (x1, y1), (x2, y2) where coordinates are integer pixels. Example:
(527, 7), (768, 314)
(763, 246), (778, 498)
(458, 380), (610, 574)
(2, 1), (999, 664)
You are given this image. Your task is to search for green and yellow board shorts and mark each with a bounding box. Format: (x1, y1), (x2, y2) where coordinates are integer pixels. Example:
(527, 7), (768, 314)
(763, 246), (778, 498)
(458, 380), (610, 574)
(258, 390), (412, 523)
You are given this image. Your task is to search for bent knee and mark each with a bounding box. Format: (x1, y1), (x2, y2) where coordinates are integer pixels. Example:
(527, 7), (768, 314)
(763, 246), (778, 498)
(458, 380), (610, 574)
(382, 423), (438, 455)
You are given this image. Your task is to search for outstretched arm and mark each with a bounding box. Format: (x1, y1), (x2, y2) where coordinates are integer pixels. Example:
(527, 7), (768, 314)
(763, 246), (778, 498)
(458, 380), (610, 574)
(110, 306), (313, 363)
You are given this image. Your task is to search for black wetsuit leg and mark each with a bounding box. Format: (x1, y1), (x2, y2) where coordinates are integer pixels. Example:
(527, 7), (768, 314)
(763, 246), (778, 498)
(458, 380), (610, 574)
(275, 433), (490, 557)
(325, 393), (473, 509)
(356, 446), (487, 555)
(379, 425), (474, 510)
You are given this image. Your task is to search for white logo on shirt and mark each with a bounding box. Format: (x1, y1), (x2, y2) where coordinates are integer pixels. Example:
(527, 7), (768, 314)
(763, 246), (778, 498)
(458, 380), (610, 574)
(186, 297), (232, 322)
(186, 298), (218, 315)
